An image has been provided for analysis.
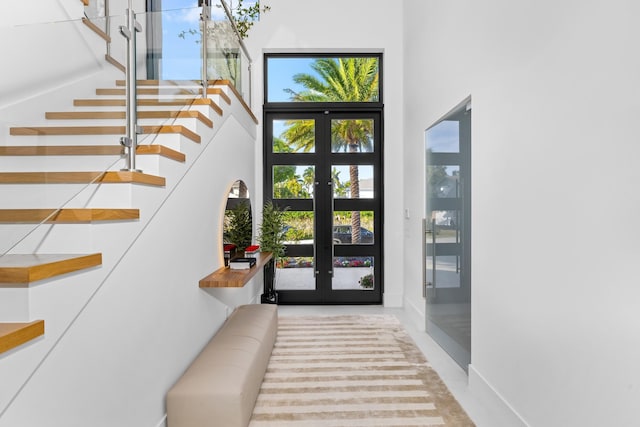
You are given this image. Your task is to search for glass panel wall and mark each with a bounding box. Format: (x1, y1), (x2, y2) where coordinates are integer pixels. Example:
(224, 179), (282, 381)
(425, 105), (471, 371)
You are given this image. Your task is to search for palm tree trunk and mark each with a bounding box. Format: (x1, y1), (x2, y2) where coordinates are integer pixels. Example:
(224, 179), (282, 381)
(349, 142), (361, 243)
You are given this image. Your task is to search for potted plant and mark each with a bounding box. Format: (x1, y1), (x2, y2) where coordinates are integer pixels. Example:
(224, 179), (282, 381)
(224, 200), (252, 253)
(257, 201), (288, 304)
(359, 273), (374, 289)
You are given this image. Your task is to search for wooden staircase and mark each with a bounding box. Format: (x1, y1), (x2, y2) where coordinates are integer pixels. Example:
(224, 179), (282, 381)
(0, 79), (230, 354)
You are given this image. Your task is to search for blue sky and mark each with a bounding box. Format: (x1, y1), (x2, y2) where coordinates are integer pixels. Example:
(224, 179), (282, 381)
(266, 57), (318, 102)
(158, 1), (317, 84)
(426, 120), (459, 153)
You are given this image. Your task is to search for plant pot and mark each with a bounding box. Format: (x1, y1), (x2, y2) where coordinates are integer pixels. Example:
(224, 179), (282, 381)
(261, 258), (278, 304)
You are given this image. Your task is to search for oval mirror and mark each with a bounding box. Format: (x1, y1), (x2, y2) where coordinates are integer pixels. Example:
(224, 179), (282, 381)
(223, 180), (252, 264)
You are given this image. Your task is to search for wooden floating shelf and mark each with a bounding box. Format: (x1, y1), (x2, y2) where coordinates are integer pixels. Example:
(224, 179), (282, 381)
(0, 320), (45, 354)
(199, 252), (273, 288)
(0, 253), (102, 285)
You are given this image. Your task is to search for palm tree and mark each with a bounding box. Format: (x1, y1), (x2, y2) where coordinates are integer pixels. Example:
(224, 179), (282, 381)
(282, 57), (378, 242)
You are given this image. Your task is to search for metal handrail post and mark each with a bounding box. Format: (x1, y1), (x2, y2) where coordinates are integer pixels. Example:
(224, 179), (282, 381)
(119, 0), (142, 172)
(201, 0), (210, 96)
(105, 0), (111, 57)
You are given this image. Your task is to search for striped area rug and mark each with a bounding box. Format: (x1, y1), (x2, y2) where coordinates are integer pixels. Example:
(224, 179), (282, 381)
(249, 315), (474, 427)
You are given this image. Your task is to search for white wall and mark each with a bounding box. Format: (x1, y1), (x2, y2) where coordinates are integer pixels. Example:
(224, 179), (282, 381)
(0, 3), (263, 425)
(0, 1), (109, 109)
(244, 0), (406, 306)
(403, 0), (640, 425)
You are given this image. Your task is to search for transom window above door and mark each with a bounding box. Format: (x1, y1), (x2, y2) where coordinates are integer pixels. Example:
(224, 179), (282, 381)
(265, 55), (382, 104)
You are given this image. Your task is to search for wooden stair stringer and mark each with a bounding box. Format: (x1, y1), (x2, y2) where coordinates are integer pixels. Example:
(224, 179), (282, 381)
(81, 18), (110, 43)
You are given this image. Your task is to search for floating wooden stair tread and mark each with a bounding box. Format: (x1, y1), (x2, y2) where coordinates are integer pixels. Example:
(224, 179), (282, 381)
(0, 171), (165, 186)
(0, 253), (102, 284)
(10, 125), (200, 143)
(96, 87), (231, 104)
(0, 145), (185, 162)
(73, 98), (223, 116)
(44, 111), (213, 128)
(0, 320), (45, 354)
(0, 209), (139, 223)
(116, 79), (207, 86)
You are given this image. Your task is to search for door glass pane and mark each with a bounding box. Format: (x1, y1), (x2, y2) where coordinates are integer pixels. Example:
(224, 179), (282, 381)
(430, 210), (459, 242)
(426, 255), (460, 288)
(332, 165), (374, 199)
(331, 119), (375, 153)
(282, 211), (314, 244)
(276, 257), (315, 290)
(333, 211), (374, 244)
(266, 56), (380, 103)
(272, 165), (314, 199)
(332, 257), (374, 290)
(273, 119), (315, 153)
(427, 165), (460, 199)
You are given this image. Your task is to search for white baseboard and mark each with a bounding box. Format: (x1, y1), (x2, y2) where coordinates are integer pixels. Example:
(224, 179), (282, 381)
(383, 291), (403, 307)
(403, 296), (426, 332)
(468, 365), (530, 427)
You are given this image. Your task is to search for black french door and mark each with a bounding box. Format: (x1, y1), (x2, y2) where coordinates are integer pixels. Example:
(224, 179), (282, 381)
(264, 111), (383, 304)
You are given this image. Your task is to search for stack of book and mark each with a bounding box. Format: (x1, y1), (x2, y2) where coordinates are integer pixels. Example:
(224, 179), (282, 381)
(244, 245), (260, 258)
(224, 244), (236, 267)
(229, 257), (257, 270)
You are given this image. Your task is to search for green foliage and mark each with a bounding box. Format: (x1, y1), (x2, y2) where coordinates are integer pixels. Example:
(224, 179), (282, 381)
(258, 201), (288, 259)
(284, 57), (379, 102)
(231, 0), (271, 39)
(359, 273), (374, 289)
(273, 165), (311, 199)
(224, 200), (252, 251)
(282, 211), (314, 241)
(178, 1), (270, 48)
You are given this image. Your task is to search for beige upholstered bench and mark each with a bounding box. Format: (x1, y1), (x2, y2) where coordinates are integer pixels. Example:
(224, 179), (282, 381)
(166, 304), (278, 427)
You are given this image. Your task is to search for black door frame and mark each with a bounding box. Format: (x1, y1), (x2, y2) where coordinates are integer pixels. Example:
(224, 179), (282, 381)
(263, 109), (383, 304)
(263, 53), (384, 305)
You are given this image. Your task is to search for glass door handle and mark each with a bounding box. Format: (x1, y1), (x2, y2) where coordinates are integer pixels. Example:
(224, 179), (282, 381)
(422, 218), (427, 298)
(422, 218), (436, 297)
(431, 218), (437, 290)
